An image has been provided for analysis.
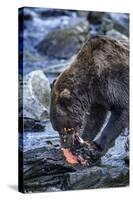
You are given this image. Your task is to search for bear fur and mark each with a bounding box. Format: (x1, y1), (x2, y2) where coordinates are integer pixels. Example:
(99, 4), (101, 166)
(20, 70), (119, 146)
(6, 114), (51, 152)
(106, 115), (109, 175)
(50, 35), (129, 154)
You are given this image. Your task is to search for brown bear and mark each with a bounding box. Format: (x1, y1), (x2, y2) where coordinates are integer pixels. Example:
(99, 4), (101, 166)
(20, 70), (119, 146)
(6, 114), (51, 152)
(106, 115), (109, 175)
(50, 35), (129, 165)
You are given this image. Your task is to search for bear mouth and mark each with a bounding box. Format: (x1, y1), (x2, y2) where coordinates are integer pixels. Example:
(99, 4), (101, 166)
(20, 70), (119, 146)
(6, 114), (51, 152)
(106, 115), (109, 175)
(61, 127), (88, 165)
(64, 127), (85, 142)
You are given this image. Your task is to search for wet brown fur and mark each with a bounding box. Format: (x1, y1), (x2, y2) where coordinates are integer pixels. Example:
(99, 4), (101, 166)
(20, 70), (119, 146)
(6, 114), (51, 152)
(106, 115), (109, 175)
(50, 35), (129, 152)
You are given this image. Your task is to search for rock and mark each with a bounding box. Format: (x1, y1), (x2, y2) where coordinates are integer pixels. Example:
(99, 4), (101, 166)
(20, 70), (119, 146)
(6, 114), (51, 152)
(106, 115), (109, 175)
(43, 55), (76, 75)
(99, 18), (114, 34)
(87, 11), (105, 24)
(101, 129), (129, 167)
(21, 143), (129, 193)
(20, 119), (129, 192)
(21, 125), (129, 192)
(106, 29), (128, 40)
(19, 117), (45, 132)
(108, 13), (129, 36)
(36, 19), (89, 59)
(19, 70), (51, 132)
(87, 12), (129, 37)
(44, 63), (69, 75)
(22, 121), (60, 151)
(20, 120), (129, 192)
(23, 70), (50, 120)
(65, 166), (129, 190)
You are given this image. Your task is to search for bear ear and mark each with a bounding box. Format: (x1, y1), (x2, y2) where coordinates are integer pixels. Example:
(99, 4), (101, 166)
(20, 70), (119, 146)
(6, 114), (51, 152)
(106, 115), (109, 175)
(50, 79), (56, 90)
(60, 89), (71, 99)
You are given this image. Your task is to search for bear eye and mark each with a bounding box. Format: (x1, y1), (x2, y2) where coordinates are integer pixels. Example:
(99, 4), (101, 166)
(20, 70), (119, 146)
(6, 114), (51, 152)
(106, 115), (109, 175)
(59, 97), (72, 108)
(59, 98), (69, 107)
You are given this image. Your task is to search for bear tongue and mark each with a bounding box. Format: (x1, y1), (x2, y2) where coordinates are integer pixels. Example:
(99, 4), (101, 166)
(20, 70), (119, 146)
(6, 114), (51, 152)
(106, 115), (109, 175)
(61, 148), (79, 164)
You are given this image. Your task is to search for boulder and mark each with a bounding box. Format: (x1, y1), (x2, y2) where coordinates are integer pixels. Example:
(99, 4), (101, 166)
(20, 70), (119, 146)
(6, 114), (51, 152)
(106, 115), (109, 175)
(23, 70), (50, 120)
(19, 70), (51, 132)
(36, 19), (89, 59)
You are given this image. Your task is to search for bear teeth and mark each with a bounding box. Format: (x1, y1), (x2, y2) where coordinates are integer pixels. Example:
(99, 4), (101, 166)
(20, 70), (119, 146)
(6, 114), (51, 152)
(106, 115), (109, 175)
(64, 127), (76, 133)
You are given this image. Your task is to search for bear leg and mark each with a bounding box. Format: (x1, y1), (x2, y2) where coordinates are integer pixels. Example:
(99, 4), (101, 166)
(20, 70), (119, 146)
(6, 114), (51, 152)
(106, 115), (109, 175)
(95, 108), (128, 152)
(82, 104), (107, 142)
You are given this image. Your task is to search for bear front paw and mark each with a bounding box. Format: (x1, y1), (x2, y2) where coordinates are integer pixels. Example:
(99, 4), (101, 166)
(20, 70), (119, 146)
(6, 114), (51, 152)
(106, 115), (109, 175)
(71, 140), (102, 166)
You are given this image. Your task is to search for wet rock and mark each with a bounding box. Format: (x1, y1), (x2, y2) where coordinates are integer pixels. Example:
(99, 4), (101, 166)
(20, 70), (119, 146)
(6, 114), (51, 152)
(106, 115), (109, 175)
(101, 129), (129, 167)
(22, 121), (60, 151)
(19, 117), (45, 132)
(65, 166), (129, 190)
(36, 19), (89, 59)
(20, 121), (129, 192)
(19, 70), (50, 125)
(108, 13), (129, 36)
(43, 55), (76, 76)
(106, 29), (128, 40)
(22, 143), (129, 193)
(22, 127), (129, 192)
(99, 18), (114, 34)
